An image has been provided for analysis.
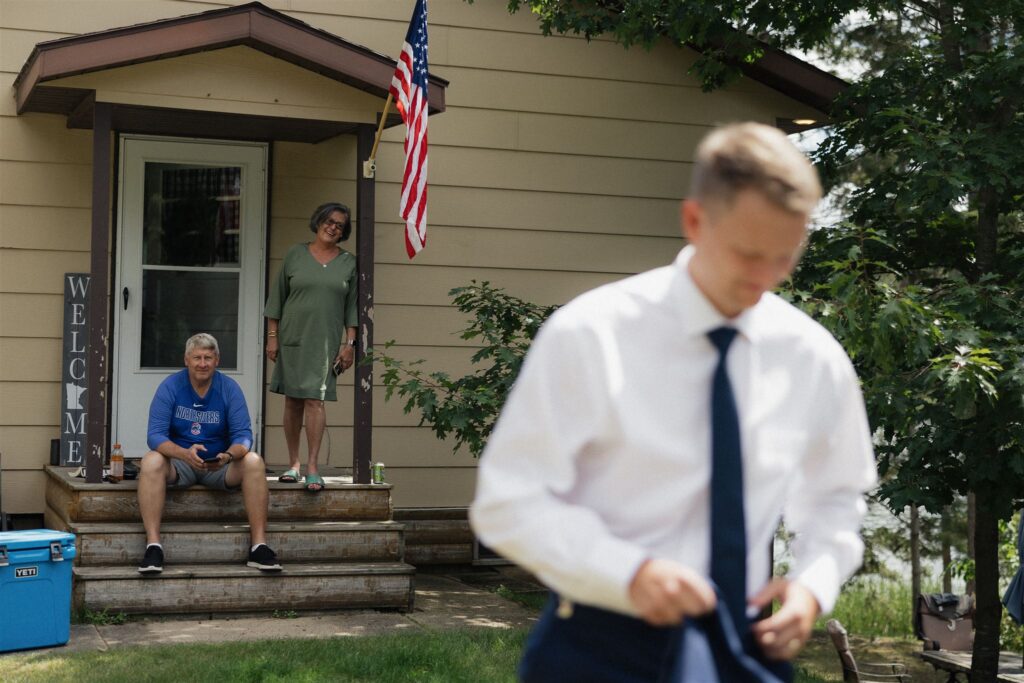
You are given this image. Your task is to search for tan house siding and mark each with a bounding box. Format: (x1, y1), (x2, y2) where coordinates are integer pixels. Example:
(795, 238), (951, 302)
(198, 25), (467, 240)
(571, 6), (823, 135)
(0, 0), (824, 513)
(0, 0), (96, 508)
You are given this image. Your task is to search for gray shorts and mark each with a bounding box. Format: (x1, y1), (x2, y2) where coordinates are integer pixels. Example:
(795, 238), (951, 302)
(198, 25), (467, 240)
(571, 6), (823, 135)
(169, 458), (238, 491)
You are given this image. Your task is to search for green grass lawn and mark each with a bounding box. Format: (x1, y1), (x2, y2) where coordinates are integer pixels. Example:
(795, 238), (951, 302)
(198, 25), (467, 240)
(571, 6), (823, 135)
(0, 629), (529, 683)
(2, 625), (944, 683)
(2, 577), (963, 682)
(3, 627), (937, 683)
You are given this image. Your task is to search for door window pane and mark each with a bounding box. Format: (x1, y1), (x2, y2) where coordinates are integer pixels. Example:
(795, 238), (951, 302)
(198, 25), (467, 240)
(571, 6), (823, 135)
(143, 163), (241, 267)
(140, 270), (239, 369)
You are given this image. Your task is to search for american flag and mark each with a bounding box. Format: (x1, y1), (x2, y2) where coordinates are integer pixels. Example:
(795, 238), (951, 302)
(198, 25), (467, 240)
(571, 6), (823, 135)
(390, 0), (430, 259)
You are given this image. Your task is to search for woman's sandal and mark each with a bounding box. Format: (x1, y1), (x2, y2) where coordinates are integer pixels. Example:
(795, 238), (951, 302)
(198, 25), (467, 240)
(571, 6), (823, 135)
(278, 468), (300, 483)
(305, 473), (326, 493)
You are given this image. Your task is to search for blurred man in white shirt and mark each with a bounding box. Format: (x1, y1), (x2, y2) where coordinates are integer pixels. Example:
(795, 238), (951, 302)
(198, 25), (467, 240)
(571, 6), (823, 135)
(471, 122), (877, 682)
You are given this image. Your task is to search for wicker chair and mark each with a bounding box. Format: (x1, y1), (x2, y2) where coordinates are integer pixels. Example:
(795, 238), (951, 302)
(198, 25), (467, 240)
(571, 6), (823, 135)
(827, 619), (911, 683)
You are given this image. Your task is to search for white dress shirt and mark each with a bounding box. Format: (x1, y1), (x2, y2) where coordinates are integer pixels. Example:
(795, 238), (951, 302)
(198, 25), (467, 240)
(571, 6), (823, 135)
(470, 246), (877, 617)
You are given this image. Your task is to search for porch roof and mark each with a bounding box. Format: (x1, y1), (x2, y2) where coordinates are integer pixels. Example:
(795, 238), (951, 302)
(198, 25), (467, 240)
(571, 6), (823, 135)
(12, 1), (448, 143)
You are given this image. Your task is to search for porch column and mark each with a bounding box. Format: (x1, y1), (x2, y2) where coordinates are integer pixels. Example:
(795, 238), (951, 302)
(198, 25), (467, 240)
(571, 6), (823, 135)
(353, 124), (376, 484)
(86, 101), (112, 483)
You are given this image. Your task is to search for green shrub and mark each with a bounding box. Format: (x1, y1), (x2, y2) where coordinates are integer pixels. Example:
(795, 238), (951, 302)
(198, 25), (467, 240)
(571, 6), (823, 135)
(369, 281), (556, 457)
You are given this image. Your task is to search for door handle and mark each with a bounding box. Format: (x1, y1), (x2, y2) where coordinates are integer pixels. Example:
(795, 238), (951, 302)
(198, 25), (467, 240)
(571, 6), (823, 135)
(123, 287), (129, 310)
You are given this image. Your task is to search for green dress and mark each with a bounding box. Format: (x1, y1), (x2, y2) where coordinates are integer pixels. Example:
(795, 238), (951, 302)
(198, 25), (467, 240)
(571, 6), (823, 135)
(265, 243), (358, 401)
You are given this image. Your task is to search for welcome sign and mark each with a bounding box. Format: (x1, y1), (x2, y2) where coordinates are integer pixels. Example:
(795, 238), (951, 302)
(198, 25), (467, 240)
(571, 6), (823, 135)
(60, 273), (90, 466)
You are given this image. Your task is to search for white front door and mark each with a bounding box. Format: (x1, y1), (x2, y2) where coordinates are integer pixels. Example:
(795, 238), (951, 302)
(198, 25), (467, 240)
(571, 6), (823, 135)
(113, 136), (267, 457)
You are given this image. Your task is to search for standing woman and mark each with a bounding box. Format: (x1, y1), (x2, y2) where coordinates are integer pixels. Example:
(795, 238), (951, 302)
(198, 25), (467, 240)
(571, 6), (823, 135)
(265, 202), (358, 492)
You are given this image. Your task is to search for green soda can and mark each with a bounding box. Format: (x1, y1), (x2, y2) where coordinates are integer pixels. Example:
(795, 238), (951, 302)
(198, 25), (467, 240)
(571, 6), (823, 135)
(371, 462), (386, 484)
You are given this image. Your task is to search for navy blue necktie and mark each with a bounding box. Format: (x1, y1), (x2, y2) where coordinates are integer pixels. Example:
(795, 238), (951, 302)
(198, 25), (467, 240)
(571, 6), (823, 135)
(666, 328), (791, 683)
(707, 326), (747, 633)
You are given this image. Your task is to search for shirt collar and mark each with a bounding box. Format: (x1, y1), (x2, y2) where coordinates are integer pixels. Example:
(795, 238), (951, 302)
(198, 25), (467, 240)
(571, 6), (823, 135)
(672, 245), (763, 344)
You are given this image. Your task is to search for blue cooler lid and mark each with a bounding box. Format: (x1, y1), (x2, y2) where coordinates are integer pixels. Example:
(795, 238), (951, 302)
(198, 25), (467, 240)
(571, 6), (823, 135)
(0, 529), (75, 551)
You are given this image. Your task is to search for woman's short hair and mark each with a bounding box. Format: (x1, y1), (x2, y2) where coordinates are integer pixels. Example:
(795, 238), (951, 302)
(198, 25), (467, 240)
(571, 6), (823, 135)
(309, 202), (353, 242)
(184, 333), (220, 358)
(690, 123), (822, 215)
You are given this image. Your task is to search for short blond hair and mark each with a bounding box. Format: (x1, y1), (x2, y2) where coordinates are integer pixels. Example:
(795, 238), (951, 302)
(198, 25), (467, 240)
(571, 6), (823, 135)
(184, 333), (219, 357)
(690, 122), (822, 215)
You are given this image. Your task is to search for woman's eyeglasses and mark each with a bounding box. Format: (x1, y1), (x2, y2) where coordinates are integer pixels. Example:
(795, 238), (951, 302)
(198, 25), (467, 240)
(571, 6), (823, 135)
(323, 219), (347, 229)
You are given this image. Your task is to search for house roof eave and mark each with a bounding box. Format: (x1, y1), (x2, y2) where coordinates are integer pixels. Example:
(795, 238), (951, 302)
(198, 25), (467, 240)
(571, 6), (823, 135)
(743, 44), (847, 116)
(14, 1), (447, 121)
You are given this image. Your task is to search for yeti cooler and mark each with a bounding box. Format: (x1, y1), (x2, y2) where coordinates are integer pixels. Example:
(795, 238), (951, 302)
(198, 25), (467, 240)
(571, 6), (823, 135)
(0, 529), (76, 652)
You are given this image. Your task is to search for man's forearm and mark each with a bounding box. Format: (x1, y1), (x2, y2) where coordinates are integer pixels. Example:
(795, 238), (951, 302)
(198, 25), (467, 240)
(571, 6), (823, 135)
(155, 440), (190, 460)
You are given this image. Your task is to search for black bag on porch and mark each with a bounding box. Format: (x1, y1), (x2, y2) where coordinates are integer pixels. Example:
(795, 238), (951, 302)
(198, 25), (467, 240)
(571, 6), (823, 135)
(914, 593), (974, 651)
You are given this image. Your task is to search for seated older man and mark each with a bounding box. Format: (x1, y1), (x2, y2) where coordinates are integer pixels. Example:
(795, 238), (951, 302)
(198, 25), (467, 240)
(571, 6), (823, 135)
(137, 332), (281, 574)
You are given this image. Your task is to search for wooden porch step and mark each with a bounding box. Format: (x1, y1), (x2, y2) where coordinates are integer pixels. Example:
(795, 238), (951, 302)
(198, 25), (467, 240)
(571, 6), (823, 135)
(46, 519), (405, 566)
(44, 466), (391, 523)
(73, 562), (416, 614)
(394, 508), (475, 565)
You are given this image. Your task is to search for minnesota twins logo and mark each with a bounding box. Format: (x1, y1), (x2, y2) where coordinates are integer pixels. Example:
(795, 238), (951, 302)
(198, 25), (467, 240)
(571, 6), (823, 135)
(190, 421), (202, 436)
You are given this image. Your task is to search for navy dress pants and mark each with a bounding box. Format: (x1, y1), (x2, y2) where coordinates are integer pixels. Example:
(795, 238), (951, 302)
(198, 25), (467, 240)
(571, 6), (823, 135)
(519, 597), (679, 683)
(519, 596), (793, 683)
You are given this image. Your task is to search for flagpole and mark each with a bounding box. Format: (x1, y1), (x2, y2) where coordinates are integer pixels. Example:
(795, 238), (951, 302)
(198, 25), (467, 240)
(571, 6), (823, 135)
(362, 92), (393, 178)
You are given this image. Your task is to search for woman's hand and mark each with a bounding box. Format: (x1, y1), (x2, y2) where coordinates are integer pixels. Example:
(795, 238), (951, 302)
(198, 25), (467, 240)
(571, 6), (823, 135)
(336, 344), (355, 373)
(266, 336), (279, 362)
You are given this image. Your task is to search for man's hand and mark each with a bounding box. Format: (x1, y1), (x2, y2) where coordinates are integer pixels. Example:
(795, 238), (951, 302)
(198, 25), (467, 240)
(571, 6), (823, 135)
(749, 579), (820, 660)
(628, 559), (717, 626)
(204, 453), (229, 471)
(183, 444), (208, 471)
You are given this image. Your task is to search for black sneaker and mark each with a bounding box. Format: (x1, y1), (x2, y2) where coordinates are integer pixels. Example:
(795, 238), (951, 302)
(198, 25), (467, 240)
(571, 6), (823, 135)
(138, 544), (164, 575)
(247, 544), (282, 572)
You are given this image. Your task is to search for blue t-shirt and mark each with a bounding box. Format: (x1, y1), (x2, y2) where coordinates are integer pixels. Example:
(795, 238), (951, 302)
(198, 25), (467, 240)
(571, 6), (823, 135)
(147, 369), (253, 458)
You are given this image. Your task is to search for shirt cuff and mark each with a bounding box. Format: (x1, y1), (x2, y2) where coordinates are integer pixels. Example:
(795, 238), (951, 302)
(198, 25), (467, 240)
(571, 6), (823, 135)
(577, 539), (650, 616)
(791, 554), (842, 614)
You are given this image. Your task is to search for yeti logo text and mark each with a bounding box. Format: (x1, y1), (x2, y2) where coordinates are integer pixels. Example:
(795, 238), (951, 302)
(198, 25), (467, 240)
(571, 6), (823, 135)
(15, 567), (38, 578)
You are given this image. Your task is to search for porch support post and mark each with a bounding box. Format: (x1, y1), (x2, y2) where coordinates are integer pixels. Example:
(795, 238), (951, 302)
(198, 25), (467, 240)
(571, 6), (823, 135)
(85, 101), (112, 483)
(353, 124), (376, 484)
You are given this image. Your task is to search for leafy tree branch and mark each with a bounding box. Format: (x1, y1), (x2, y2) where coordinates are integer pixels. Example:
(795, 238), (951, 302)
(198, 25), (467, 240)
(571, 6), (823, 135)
(368, 282), (557, 457)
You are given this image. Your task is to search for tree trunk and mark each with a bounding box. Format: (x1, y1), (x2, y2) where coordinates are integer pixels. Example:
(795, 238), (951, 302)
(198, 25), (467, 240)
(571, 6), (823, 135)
(937, 0), (964, 72)
(942, 509), (953, 593)
(967, 493), (977, 595)
(970, 501), (1002, 682)
(976, 186), (1000, 274)
(910, 505), (922, 624)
